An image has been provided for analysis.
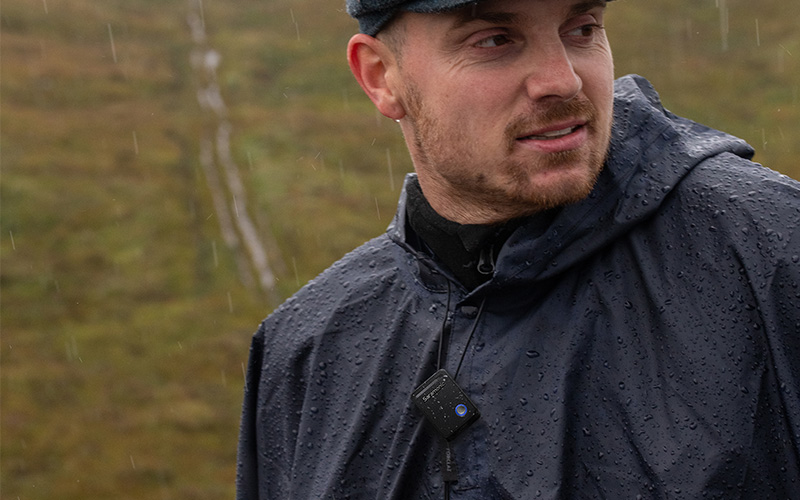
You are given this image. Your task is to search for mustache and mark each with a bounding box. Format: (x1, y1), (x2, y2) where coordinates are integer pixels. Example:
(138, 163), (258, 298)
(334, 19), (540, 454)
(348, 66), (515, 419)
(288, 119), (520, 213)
(505, 98), (597, 140)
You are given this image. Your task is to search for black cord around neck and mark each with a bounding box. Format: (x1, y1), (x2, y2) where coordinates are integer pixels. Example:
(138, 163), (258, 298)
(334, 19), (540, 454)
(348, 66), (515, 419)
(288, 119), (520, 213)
(436, 280), (487, 379)
(433, 281), (487, 500)
(454, 297), (486, 380)
(436, 280), (452, 371)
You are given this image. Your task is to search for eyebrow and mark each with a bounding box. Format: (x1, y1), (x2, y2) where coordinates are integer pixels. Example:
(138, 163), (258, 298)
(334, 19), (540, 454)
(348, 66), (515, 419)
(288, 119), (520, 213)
(449, 0), (607, 31)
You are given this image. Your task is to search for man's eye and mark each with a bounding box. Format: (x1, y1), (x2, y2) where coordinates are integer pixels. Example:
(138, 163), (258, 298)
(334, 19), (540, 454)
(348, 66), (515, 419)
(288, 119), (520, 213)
(565, 24), (604, 38)
(474, 34), (513, 48)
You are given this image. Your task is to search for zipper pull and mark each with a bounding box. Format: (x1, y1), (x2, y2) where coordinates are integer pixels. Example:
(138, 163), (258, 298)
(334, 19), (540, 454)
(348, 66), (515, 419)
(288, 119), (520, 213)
(477, 245), (495, 276)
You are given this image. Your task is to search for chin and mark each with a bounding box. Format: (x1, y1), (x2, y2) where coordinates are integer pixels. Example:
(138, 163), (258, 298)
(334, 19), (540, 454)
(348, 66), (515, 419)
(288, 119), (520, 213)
(511, 155), (604, 211)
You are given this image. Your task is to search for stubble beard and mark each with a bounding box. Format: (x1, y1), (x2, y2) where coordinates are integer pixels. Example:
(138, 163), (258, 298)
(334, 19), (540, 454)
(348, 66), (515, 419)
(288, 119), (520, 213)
(403, 84), (611, 223)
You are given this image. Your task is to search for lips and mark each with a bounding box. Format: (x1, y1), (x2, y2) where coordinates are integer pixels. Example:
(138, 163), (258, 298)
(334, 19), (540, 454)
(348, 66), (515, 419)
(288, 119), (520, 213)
(529, 126), (579, 139)
(508, 97), (597, 153)
(518, 121), (586, 141)
(514, 119), (589, 154)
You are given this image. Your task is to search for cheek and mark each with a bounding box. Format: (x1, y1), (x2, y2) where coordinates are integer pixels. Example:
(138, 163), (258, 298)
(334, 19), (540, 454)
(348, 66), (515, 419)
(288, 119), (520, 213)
(583, 67), (615, 120)
(596, 56), (615, 106)
(576, 48), (614, 93)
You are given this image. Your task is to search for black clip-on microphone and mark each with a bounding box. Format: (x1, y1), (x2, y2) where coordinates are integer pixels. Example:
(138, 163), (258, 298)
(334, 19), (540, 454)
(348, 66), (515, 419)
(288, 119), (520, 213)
(411, 282), (485, 499)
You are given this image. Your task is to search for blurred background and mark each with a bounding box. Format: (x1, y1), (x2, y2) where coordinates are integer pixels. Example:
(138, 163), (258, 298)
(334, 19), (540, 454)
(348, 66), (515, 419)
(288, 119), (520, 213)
(1, 0), (797, 498)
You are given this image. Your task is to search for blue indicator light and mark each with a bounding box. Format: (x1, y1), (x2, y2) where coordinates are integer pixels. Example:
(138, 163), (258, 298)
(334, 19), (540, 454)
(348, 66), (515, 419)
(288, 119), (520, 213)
(455, 404), (468, 417)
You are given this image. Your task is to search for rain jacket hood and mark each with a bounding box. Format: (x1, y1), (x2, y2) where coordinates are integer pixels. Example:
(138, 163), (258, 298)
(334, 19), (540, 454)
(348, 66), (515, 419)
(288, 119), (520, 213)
(237, 75), (800, 499)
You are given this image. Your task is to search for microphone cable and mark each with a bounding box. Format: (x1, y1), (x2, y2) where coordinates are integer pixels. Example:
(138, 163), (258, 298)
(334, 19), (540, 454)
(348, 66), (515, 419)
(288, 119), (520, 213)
(435, 280), (487, 500)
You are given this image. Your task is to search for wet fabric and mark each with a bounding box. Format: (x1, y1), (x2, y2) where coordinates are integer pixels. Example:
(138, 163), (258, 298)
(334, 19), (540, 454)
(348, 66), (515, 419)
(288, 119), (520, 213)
(236, 75), (800, 499)
(405, 177), (529, 290)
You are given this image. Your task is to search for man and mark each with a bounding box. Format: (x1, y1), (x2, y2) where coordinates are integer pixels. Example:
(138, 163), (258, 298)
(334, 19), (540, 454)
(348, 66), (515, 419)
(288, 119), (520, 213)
(237, 0), (800, 498)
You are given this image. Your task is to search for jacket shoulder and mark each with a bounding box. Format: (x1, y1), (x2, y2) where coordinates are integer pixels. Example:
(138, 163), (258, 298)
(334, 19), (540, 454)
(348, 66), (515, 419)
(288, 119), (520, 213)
(260, 234), (401, 341)
(662, 154), (800, 279)
(676, 153), (800, 221)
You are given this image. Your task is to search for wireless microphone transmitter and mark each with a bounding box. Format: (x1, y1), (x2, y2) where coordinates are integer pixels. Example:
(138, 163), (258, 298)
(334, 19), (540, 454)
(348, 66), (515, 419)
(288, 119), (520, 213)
(411, 369), (480, 440)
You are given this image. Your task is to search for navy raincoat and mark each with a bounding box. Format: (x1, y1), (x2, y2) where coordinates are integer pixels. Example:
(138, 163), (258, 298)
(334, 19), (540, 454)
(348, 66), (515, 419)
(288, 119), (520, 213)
(237, 75), (800, 499)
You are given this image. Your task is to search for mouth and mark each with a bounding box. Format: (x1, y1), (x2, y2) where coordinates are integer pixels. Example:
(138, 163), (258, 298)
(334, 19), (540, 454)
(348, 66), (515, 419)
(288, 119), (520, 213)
(518, 123), (585, 141)
(512, 119), (590, 154)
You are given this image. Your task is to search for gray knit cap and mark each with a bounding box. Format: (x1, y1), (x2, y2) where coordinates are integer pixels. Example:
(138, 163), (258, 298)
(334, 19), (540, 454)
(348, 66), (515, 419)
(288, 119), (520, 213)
(347, 0), (615, 36)
(346, 0), (474, 36)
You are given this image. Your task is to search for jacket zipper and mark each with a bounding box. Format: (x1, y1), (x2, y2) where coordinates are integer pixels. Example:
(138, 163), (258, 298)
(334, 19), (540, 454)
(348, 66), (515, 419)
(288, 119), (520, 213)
(477, 244), (495, 276)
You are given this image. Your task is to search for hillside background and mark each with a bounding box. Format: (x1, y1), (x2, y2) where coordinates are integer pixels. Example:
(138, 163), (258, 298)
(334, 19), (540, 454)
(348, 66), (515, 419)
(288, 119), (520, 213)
(1, 0), (797, 498)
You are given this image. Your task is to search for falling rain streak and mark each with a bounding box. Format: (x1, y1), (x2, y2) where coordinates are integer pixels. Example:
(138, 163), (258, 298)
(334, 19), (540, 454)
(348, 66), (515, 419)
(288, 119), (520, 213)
(212, 240), (219, 268)
(290, 9), (300, 40)
(387, 149), (395, 191)
(108, 23), (117, 63)
(717, 0), (729, 52)
(755, 18), (760, 47)
(292, 257), (300, 286)
(66, 336), (81, 363)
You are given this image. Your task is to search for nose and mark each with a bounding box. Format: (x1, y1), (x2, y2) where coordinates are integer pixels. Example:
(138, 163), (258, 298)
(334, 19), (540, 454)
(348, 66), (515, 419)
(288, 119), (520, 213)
(524, 42), (582, 102)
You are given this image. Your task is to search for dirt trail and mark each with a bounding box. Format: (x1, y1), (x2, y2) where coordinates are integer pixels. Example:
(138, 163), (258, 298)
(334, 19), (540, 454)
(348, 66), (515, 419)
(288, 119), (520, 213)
(187, 0), (280, 299)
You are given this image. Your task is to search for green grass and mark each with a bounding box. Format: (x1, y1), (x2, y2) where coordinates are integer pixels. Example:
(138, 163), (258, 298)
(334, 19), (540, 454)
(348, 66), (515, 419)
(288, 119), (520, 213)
(1, 0), (798, 498)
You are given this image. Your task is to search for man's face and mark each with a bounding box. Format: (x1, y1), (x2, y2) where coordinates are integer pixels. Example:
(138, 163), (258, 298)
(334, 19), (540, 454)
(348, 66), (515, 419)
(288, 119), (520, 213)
(390, 0), (615, 223)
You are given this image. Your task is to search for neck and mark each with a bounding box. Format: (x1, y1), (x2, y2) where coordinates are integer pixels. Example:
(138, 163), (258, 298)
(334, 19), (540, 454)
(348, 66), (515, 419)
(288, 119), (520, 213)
(405, 178), (521, 289)
(415, 172), (541, 225)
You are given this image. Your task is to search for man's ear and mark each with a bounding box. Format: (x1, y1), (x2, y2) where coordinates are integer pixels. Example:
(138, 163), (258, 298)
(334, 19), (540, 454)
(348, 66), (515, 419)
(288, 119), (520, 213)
(347, 34), (406, 120)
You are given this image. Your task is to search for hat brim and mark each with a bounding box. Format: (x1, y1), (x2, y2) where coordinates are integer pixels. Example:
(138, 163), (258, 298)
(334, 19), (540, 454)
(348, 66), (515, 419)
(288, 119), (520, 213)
(357, 0), (614, 37)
